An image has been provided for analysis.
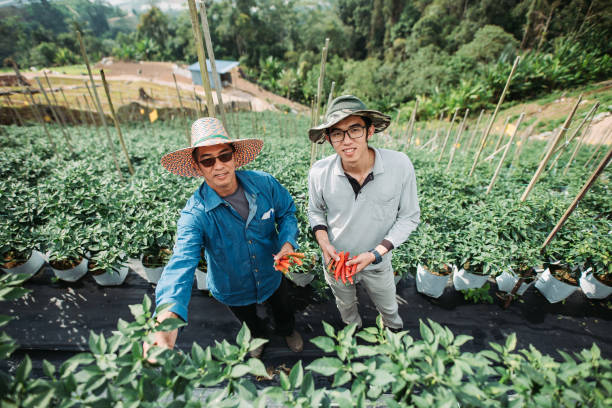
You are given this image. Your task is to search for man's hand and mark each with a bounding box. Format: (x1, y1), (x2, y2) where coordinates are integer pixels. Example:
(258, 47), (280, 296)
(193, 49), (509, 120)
(345, 252), (376, 275)
(273, 242), (295, 261)
(143, 310), (179, 364)
(314, 230), (340, 266)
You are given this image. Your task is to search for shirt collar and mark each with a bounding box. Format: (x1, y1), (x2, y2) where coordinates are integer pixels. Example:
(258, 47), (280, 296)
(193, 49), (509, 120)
(332, 147), (385, 177)
(198, 170), (258, 212)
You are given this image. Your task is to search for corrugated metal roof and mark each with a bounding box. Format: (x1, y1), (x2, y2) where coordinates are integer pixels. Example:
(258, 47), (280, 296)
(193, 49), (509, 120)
(188, 60), (240, 74)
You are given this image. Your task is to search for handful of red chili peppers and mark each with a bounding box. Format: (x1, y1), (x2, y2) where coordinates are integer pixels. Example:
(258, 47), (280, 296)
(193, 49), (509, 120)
(274, 252), (304, 274)
(328, 251), (357, 284)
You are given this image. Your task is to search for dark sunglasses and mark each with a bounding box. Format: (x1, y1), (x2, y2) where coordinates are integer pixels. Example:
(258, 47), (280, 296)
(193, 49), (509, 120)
(197, 151), (233, 167)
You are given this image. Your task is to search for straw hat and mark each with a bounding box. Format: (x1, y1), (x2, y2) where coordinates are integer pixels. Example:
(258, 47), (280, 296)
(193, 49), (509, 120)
(161, 117), (263, 177)
(308, 95), (391, 143)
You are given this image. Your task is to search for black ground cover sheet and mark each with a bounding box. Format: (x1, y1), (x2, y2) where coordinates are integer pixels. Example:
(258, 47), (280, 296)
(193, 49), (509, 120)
(1, 266), (610, 378)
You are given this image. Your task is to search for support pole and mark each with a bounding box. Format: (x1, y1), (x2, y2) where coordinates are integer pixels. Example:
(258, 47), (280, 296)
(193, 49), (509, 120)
(59, 87), (78, 125)
(437, 107), (459, 162)
(187, 0), (215, 117)
(493, 116), (511, 153)
(541, 144), (612, 250)
(446, 108), (469, 171)
(310, 38), (330, 167)
(100, 70), (134, 175)
(172, 73), (190, 145)
(24, 88), (57, 153)
(82, 93), (100, 137)
(583, 128), (612, 169)
(43, 72), (70, 131)
(465, 109), (484, 152)
(520, 95), (582, 202)
(563, 106), (597, 175)
(487, 113), (525, 194)
(406, 99), (418, 147)
(77, 28), (124, 181)
(198, 0), (227, 128)
(469, 56), (520, 177)
(35, 77), (73, 152)
(4, 95), (24, 126)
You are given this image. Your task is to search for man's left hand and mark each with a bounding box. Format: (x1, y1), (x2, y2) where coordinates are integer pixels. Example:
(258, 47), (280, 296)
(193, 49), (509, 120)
(345, 251), (377, 275)
(274, 242), (294, 261)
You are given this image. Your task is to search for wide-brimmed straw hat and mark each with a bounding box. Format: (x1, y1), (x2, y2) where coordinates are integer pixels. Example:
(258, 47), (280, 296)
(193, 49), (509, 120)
(308, 95), (391, 143)
(161, 117), (263, 177)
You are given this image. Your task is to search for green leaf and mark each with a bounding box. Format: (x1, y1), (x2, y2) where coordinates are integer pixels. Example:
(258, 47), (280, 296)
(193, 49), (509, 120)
(419, 320), (434, 344)
(142, 294), (152, 313)
(505, 333), (517, 351)
(332, 370), (351, 387)
(156, 317), (186, 332)
(42, 359), (55, 378)
(247, 358), (269, 378)
(236, 323), (251, 348)
(15, 355), (32, 383)
(289, 360), (303, 388)
(454, 334), (473, 347)
(230, 363), (251, 378)
(322, 321), (335, 338)
(279, 371), (290, 391)
(310, 336), (335, 353)
(370, 369), (394, 387)
(306, 357), (343, 376)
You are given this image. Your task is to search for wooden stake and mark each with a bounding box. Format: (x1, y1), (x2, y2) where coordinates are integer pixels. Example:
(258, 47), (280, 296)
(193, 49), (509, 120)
(43, 72), (70, 131)
(59, 87), (78, 125)
(446, 108), (469, 170)
(187, 0), (215, 117)
(198, 0), (227, 128)
(24, 88), (57, 153)
(465, 109), (484, 152)
(75, 95), (87, 125)
(82, 94), (100, 137)
(35, 77), (73, 152)
(77, 28), (124, 181)
(326, 81), (336, 111)
(583, 128), (612, 169)
(407, 99), (418, 147)
(563, 104), (598, 175)
(520, 95), (582, 202)
(4, 95), (24, 126)
(487, 113), (525, 194)
(172, 73), (190, 145)
(437, 107), (459, 162)
(469, 56), (520, 177)
(493, 116), (511, 153)
(311, 38), (330, 167)
(100, 70), (134, 175)
(512, 119), (538, 167)
(541, 144), (612, 250)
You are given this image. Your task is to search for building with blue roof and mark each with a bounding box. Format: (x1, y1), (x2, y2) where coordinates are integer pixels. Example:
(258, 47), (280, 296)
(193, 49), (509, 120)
(188, 59), (240, 89)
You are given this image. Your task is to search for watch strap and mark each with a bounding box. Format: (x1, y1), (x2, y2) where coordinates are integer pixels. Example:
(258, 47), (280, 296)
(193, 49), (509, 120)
(370, 249), (382, 264)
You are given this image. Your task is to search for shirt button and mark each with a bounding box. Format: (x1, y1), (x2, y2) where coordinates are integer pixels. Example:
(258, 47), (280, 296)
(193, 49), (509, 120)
(257, 281), (260, 285)
(248, 240), (253, 244)
(255, 269), (258, 273)
(252, 255), (256, 259)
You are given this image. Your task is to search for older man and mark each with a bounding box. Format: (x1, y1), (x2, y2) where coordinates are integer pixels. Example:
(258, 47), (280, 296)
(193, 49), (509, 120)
(308, 95), (420, 330)
(148, 117), (303, 359)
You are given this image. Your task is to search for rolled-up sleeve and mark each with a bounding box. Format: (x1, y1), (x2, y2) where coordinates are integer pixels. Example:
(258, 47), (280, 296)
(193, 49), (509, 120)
(155, 208), (203, 323)
(384, 159), (420, 247)
(307, 166), (328, 230)
(270, 177), (299, 250)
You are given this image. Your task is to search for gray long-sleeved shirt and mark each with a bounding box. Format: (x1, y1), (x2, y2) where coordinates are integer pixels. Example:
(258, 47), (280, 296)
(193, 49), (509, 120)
(308, 147), (420, 270)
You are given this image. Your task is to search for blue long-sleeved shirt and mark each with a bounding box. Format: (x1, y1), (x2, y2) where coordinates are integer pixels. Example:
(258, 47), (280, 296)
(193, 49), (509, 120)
(155, 170), (299, 323)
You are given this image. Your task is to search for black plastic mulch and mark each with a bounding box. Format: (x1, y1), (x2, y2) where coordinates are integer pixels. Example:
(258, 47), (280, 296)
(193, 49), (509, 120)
(1, 266), (611, 379)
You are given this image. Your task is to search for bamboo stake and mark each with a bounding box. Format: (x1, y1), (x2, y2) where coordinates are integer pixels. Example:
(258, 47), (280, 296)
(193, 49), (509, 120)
(43, 72), (70, 131)
(512, 119), (538, 166)
(493, 116), (511, 153)
(423, 111), (445, 151)
(520, 94), (582, 202)
(75, 95), (87, 126)
(172, 73), (190, 145)
(187, 0), (215, 117)
(100, 70), (134, 175)
(82, 94), (100, 137)
(437, 107), (459, 162)
(24, 88), (57, 153)
(469, 56), (520, 177)
(541, 144), (612, 250)
(59, 87), (78, 125)
(4, 95), (24, 126)
(487, 113), (525, 194)
(406, 99), (418, 147)
(311, 38), (330, 167)
(563, 106), (598, 175)
(483, 142), (511, 163)
(326, 81), (336, 112)
(446, 108), (469, 170)
(198, 0), (227, 128)
(584, 128), (612, 169)
(77, 29), (124, 181)
(35, 77), (73, 152)
(465, 109), (484, 152)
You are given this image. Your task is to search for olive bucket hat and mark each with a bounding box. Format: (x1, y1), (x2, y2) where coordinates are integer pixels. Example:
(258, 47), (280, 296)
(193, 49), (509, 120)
(308, 95), (391, 143)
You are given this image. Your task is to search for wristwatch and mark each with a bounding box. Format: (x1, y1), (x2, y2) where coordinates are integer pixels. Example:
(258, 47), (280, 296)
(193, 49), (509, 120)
(369, 249), (382, 264)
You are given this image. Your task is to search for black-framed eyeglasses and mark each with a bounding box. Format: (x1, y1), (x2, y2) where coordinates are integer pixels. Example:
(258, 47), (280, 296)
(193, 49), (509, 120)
(197, 151), (233, 167)
(328, 125), (366, 144)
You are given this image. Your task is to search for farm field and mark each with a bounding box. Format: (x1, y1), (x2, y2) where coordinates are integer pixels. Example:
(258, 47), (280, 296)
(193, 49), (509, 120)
(1, 106), (611, 405)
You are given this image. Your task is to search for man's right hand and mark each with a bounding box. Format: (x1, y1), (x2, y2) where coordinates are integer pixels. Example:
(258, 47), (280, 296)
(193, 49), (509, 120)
(314, 230), (340, 266)
(143, 311), (179, 363)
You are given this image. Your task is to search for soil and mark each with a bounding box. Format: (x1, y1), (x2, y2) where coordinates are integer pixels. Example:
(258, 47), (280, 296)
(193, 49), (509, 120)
(423, 263), (452, 276)
(593, 273), (612, 287)
(87, 261), (106, 276)
(1, 250), (30, 269)
(142, 248), (172, 268)
(462, 261), (485, 275)
(49, 257), (83, 271)
(549, 264), (579, 286)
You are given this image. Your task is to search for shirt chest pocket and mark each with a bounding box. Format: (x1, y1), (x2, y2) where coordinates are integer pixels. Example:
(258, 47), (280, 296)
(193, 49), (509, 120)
(250, 210), (276, 236)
